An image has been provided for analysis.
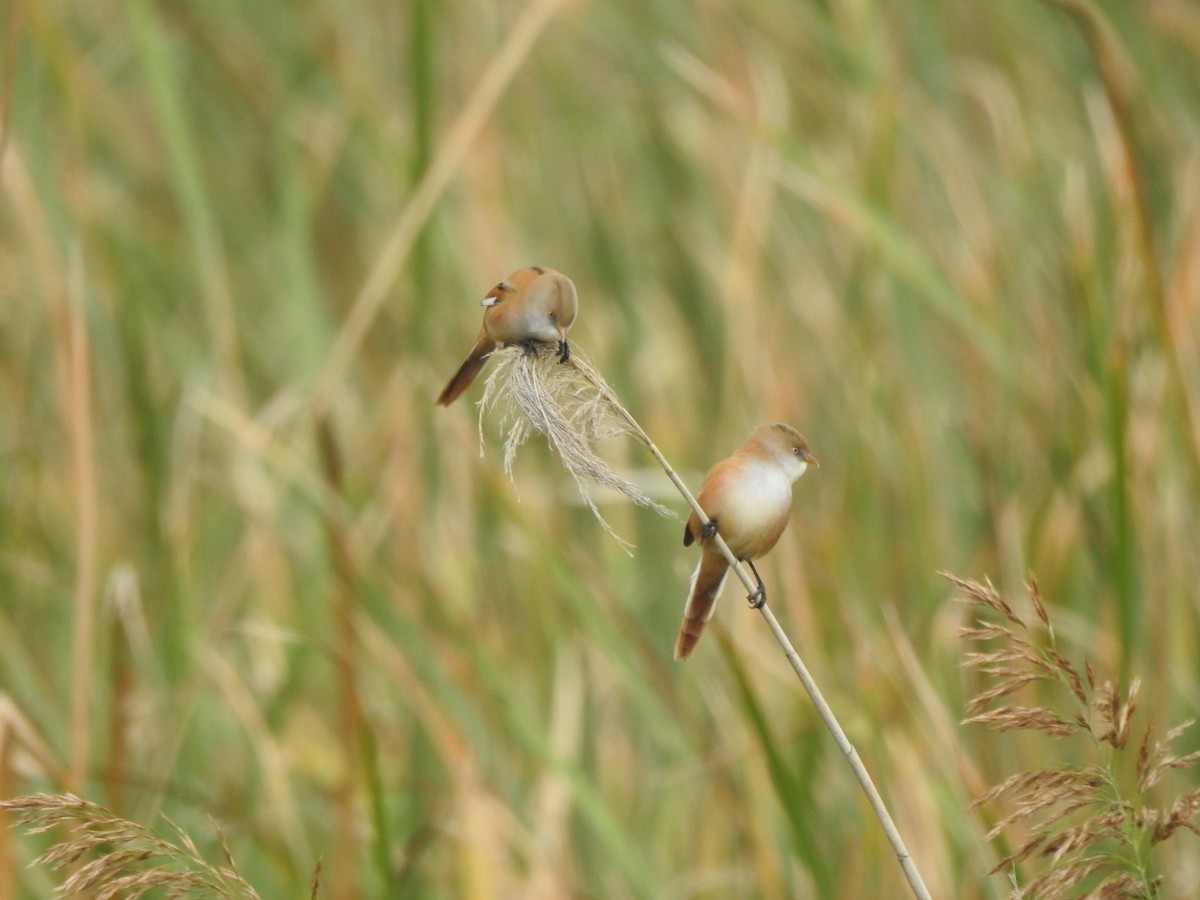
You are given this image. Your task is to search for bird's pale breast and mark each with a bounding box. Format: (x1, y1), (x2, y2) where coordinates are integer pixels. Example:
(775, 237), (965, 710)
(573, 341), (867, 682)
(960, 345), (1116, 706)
(702, 459), (793, 560)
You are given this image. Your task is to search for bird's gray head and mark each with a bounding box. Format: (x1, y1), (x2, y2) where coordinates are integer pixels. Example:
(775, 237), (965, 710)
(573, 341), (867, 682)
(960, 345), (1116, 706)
(754, 423), (818, 481)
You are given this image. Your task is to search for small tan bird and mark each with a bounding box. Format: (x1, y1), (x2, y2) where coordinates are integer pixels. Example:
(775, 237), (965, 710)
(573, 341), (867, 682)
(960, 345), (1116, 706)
(675, 424), (818, 660)
(436, 266), (578, 406)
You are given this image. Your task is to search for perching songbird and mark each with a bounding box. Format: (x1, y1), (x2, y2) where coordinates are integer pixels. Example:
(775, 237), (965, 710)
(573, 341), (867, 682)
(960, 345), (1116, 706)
(675, 423), (818, 660)
(436, 266), (578, 406)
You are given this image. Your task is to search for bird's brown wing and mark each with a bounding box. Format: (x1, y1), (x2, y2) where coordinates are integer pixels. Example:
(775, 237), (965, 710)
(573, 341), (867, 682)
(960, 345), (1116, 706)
(682, 511), (700, 547)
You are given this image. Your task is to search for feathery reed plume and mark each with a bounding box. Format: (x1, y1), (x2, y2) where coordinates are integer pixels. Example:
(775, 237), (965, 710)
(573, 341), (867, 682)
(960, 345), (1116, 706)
(0, 793), (263, 899)
(946, 573), (1200, 898)
(477, 344), (674, 548)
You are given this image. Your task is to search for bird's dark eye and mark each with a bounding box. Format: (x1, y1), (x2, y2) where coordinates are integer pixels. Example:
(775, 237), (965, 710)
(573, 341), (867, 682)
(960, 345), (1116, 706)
(792, 446), (800, 455)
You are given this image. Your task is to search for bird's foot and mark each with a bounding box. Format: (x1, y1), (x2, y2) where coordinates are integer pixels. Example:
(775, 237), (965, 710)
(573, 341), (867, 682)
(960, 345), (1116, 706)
(747, 585), (767, 609)
(557, 340), (571, 363)
(701, 519), (718, 540)
(516, 339), (540, 356)
(746, 559), (767, 608)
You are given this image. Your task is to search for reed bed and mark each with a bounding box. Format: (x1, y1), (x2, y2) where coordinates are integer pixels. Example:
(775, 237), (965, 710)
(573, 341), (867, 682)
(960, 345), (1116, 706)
(3, 0), (1200, 896)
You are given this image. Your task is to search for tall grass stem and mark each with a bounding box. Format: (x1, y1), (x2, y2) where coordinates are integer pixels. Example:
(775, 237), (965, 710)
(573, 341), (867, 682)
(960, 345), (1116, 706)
(62, 246), (98, 795)
(315, 416), (366, 899)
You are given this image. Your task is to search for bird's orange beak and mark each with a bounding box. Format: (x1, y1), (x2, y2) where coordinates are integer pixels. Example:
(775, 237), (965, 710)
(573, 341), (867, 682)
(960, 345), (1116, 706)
(803, 450), (819, 467)
(481, 285), (504, 307)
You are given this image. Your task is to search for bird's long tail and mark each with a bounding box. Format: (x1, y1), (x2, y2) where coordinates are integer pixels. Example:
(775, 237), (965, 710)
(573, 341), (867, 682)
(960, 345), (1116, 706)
(674, 552), (729, 660)
(436, 331), (496, 406)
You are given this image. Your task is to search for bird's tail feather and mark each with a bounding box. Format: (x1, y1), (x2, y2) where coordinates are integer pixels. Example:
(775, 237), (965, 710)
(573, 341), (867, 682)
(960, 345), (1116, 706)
(674, 554), (729, 661)
(436, 332), (496, 406)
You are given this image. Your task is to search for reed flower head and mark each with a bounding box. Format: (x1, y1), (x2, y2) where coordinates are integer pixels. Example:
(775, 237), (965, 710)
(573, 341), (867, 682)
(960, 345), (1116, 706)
(0, 793), (270, 900)
(946, 574), (1200, 899)
(478, 343), (674, 549)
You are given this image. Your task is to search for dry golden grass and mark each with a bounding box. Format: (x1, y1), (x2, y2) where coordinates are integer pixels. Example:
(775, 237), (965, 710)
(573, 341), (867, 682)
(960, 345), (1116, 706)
(4, 0), (1200, 896)
(0, 794), (269, 900)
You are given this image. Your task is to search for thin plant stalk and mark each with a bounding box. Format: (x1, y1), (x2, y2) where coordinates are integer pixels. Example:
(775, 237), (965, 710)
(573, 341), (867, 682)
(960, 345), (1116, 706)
(0, 717), (13, 899)
(315, 415), (366, 900)
(61, 247), (99, 795)
(0, 0), (26, 172)
(565, 355), (933, 900)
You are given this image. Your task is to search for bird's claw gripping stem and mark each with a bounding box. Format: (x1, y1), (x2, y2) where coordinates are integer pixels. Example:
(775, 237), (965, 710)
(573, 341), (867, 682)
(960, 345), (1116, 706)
(746, 559), (767, 608)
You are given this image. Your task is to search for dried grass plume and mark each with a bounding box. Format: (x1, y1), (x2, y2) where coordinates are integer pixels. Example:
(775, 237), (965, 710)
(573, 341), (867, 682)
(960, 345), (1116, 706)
(477, 343), (674, 548)
(0, 793), (272, 899)
(946, 573), (1200, 899)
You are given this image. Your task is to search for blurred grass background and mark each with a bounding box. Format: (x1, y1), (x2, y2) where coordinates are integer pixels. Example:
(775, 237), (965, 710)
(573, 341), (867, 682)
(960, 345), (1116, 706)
(2, 0), (1200, 896)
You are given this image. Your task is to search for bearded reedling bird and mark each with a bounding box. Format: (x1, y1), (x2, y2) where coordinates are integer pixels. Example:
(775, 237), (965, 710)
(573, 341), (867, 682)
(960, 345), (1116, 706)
(436, 266), (578, 406)
(675, 423), (818, 661)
